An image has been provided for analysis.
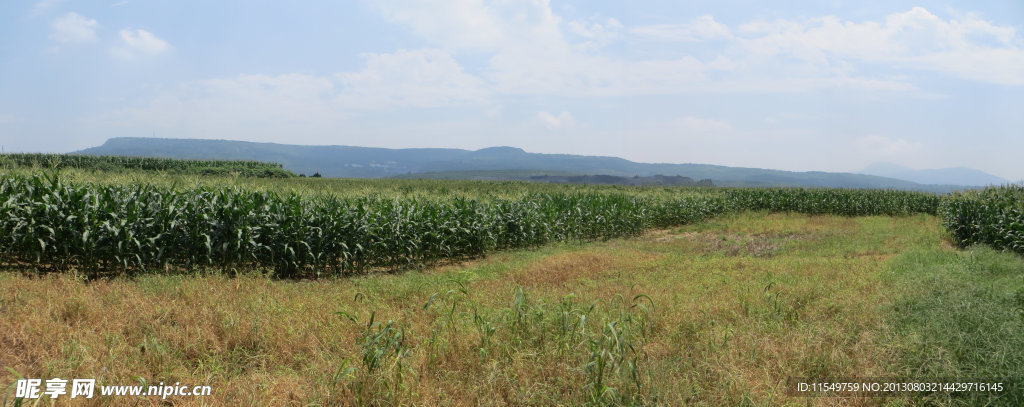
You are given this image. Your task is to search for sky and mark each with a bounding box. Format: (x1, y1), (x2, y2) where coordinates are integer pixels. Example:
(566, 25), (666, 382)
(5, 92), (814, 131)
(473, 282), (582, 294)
(0, 0), (1022, 179)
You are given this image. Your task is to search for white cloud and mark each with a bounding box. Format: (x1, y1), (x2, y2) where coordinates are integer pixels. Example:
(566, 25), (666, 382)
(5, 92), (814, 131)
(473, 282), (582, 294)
(31, 0), (65, 16)
(0, 114), (15, 125)
(736, 7), (1024, 85)
(537, 111), (576, 130)
(672, 116), (733, 133)
(120, 29), (170, 54)
(569, 17), (622, 39)
(336, 49), (488, 108)
(98, 49), (490, 139)
(100, 74), (346, 142)
(631, 15), (732, 42)
(370, 3), (1023, 95)
(374, 0), (511, 51)
(369, 2), (937, 96)
(373, 0), (596, 93)
(856, 135), (919, 155)
(567, 17), (622, 49)
(49, 12), (99, 45)
(112, 29), (170, 58)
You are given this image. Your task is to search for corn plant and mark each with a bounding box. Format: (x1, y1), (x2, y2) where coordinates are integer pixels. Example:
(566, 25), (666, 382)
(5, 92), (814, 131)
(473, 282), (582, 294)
(940, 185), (1024, 255)
(583, 294), (655, 405)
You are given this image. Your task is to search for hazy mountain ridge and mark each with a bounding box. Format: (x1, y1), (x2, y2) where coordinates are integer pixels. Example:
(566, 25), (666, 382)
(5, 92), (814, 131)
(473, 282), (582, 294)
(393, 171), (713, 186)
(76, 137), (967, 192)
(861, 162), (1009, 187)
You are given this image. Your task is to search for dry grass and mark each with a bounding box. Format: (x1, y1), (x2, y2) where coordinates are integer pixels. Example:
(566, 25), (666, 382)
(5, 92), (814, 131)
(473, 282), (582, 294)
(0, 213), (944, 405)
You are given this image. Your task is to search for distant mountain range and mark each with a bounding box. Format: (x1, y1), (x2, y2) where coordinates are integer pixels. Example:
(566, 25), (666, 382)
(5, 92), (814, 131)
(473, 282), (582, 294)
(861, 162), (1008, 187)
(393, 171), (715, 187)
(76, 137), (976, 192)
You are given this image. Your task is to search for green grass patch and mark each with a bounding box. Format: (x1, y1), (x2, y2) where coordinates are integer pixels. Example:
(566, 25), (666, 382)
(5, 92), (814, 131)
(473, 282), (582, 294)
(886, 245), (1024, 405)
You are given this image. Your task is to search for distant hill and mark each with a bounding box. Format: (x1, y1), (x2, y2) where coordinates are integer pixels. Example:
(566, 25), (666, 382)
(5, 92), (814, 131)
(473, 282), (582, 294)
(861, 162), (1008, 187)
(76, 137), (964, 192)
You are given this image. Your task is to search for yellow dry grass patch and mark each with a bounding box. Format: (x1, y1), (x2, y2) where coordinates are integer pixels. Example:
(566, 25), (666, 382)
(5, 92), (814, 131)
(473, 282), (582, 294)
(514, 251), (616, 287)
(0, 274), (367, 406)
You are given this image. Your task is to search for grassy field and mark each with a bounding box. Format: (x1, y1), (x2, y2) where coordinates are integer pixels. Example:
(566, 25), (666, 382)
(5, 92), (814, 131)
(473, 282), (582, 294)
(4, 211), (1021, 405)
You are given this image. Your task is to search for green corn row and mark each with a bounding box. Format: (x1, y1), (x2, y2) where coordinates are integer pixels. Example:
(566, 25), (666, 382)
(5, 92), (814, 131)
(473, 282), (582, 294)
(722, 188), (940, 216)
(0, 174), (943, 277)
(0, 153), (295, 178)
(940, 185), (1024, 255)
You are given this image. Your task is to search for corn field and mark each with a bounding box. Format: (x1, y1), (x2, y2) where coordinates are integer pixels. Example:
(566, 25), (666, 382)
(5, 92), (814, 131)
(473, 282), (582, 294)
(940, 185), (1024, 255)
(0, 173), (951, 277)
(0, 154), (295, 178)
(723, 188), (940, 216)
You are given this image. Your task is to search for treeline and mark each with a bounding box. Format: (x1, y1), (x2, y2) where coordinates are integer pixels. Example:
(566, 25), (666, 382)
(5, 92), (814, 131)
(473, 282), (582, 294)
(0, 153), (295, 178)
(0, 173), (942, 277)
(941, 185), (1024, 255)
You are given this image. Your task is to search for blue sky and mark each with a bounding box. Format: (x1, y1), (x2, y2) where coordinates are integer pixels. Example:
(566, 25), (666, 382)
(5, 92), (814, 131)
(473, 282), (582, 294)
(1, 1), (1022, 179)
